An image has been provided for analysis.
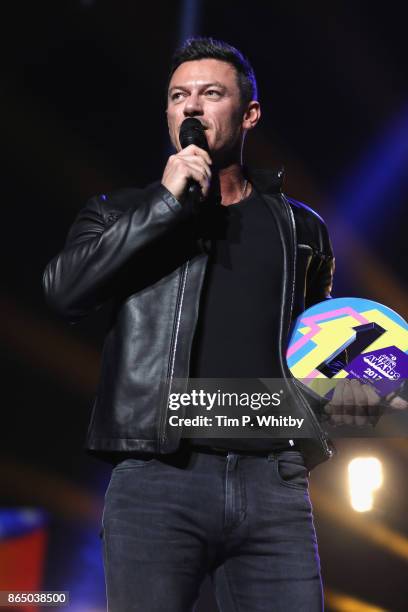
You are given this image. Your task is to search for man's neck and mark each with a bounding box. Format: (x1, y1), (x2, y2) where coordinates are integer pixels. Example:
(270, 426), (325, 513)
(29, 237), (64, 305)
(217, 164), (251, 206)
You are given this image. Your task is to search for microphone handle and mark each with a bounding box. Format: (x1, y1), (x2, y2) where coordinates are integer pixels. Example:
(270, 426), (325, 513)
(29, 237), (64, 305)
(187, 180), (202, 199)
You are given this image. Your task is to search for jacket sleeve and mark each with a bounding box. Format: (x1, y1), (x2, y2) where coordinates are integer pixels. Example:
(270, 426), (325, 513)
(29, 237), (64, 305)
(42, 184), (187, 323)
(305, 217), (335, 308)
(304, 217), (348, 374)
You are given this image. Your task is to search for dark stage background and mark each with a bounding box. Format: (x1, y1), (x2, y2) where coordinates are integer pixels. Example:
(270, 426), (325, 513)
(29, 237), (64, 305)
(1, 1), (408, 610)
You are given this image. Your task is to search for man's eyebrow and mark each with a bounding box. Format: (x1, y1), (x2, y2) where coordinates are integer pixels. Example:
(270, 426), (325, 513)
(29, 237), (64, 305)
(168, 81), (226, 94)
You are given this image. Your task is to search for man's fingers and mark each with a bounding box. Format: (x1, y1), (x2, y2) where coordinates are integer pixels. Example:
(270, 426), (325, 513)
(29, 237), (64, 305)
(327, 379), (374, 426)
(342, 380), (355, 405)
(366, 384), (383, 425)
(183, 158), (211, 180)
(349, 379), (367, 405)
(184, 160), (211, 196)
(328, 379), (347, 406)
(320, 379), (382, 427)
(353, 402), (368, 426)
(364, 383), (381, 406)
(178, 144), (212, 166)
(349, 378), (369, 425)
(348, 379), (369, 425)
(326, 379), (347, 425)
(336, 380), (353, 424)
(174, 153), (211, 177)
(161, 151), (212, 200)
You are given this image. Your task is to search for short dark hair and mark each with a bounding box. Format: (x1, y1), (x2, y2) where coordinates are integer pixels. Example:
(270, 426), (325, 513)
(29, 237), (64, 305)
(168, 37), (258, 107)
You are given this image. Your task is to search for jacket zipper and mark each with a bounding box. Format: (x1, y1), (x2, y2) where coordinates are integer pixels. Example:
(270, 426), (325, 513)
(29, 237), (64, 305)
(159, 260), (189, 445)
(281, 195), (333, 458)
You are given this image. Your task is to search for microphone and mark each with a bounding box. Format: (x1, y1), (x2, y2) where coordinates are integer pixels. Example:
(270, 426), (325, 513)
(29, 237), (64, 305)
(179, 118), (210, 203)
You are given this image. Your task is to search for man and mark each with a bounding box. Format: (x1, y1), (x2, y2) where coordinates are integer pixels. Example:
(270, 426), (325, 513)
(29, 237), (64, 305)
(43, 37), (402, 612)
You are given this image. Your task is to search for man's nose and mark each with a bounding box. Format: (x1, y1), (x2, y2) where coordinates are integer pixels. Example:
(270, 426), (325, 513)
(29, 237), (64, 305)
(183, 93), (203, 116)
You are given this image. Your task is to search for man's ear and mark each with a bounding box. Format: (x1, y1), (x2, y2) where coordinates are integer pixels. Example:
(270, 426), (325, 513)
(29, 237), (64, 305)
(242, 100), (261, 131)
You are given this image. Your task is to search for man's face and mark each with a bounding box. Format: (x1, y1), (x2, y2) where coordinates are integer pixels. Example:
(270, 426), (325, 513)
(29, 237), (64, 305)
(166, 58), (248, 161)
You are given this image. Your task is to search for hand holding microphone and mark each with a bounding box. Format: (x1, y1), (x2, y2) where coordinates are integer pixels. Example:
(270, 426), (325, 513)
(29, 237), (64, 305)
(161, 118), (212, 203)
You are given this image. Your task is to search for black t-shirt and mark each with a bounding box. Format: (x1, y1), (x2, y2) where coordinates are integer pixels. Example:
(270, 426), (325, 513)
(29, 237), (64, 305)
(188, 187), (294, 451)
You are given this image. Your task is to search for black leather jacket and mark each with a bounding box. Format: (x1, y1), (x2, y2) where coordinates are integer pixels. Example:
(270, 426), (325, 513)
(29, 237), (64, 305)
(43, 168), (337, 470)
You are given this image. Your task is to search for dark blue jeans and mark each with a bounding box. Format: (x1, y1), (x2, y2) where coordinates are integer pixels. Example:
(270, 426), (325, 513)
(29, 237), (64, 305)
(101, 446), (323, 611)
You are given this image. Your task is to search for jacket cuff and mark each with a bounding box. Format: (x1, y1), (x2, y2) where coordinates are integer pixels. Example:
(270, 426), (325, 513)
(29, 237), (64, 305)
(159, 184), (184, 214)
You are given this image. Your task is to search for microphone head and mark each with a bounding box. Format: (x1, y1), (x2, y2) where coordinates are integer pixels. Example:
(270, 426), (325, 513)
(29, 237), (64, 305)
(179, 118), (210, 153)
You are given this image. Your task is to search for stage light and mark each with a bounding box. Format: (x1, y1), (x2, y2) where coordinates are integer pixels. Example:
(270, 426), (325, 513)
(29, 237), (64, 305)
(348, 457), (383, 512)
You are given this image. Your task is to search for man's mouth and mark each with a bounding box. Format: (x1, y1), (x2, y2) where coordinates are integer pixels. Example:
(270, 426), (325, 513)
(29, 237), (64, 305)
(181, 120), (209, 130)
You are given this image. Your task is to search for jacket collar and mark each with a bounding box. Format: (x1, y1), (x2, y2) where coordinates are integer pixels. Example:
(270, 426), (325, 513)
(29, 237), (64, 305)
(245, 166), (285, 195)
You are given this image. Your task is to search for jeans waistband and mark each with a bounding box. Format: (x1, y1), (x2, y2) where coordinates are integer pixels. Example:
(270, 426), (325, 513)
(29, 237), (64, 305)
(188, 443), (297, 457)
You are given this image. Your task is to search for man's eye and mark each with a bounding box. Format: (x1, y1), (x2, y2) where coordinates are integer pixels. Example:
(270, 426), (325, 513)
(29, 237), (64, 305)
(206, 90), (221, 97)
(171, 92), (184, 101)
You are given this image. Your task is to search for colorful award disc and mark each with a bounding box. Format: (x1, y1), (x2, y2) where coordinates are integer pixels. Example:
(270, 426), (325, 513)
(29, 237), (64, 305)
(287, 297), (408, 400)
